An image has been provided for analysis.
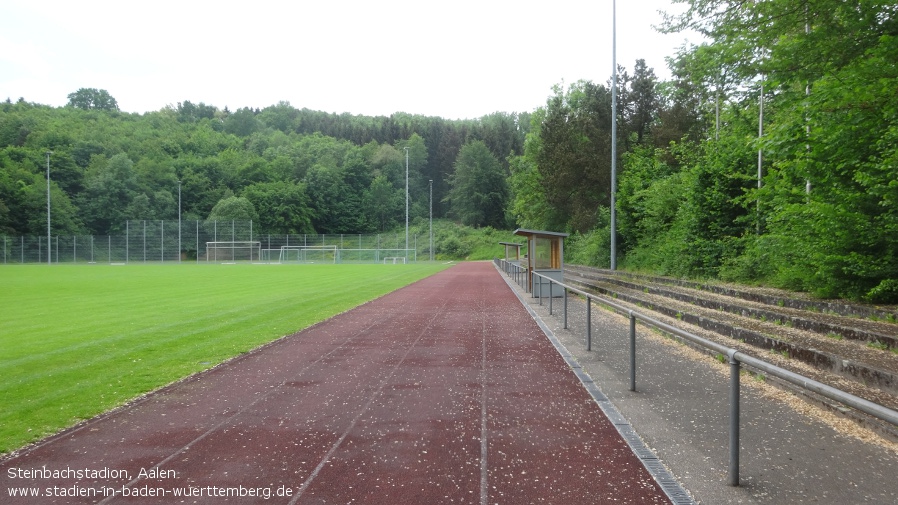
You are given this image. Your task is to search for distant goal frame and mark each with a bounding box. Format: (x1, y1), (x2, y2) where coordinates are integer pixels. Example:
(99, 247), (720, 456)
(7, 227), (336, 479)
(205, 241), (262, 262)
(277, 245), (339, 264)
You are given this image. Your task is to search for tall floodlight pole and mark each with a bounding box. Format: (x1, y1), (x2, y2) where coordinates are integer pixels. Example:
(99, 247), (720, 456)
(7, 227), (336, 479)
(610, 0), (618, 270)
(429, 179), (433, 261)
(757, 83), (764, 234)
(45, 151), (52, 265)
(404, 146), (410, 256)
(178, 179), (182, 263)
(805, 10), (811, 195)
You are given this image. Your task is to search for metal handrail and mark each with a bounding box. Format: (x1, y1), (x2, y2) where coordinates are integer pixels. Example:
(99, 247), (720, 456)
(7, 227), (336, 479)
(494, 258), (898, 487)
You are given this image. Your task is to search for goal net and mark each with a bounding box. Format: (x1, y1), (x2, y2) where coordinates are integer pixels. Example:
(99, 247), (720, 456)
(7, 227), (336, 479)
(205, 241), (261, 262)
(279, 245), (338, 264)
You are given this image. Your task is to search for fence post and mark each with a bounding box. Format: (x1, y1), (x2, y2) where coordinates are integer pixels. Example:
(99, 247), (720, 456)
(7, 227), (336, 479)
(538, 276), (543, 305)
(629, 311), (637, 392)
(728, 349), (741, 486)
(586, 297), (592, 351)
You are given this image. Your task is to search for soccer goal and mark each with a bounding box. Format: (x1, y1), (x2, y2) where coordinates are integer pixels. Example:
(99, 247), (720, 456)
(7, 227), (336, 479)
(279, 245), (338, 264)
(205, 241), (261, 262)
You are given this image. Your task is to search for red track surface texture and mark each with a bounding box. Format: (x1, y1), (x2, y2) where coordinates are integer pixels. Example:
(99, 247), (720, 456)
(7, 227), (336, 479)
(2, 262), (670, 504)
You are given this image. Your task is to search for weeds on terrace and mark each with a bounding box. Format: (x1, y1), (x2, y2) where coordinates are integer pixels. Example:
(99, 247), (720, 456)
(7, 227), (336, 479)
(771, 348), (790, 359)
(867, 340), (889, 352)
(826, 332), (844, 341)
(871, 313), (897, 324)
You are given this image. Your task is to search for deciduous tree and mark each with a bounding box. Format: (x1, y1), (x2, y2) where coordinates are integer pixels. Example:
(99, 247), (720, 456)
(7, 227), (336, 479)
(66, 88), (119, 111)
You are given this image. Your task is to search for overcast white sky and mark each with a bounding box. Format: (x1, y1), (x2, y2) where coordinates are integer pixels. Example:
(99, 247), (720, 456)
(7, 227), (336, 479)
(1, 0), (695, 120)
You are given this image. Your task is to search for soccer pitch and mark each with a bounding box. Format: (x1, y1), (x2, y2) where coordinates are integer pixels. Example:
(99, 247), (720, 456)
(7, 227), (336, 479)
(0, 262), (452, 454)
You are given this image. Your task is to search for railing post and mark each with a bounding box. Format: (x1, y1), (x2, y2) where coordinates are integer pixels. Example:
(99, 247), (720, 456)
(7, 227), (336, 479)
(538, 276), (543, 305)
(548, 279), (553, 315)
(629, 311), (637, 392)
(563, 287), (568, 329)
(586, 297), (592, 351)
(728, 349), (741, 486)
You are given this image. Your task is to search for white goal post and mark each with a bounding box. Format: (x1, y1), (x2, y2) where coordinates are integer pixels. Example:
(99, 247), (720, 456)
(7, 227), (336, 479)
(205, 241), (261, 262)
(279, 245), (338, 264)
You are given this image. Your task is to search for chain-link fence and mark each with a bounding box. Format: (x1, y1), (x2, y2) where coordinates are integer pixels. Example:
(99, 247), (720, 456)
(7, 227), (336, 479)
(1, 221), (427, 264)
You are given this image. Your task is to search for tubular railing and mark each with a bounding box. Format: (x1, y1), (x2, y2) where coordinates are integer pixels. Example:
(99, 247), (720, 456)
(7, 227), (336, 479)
(494, 258), (898, 487)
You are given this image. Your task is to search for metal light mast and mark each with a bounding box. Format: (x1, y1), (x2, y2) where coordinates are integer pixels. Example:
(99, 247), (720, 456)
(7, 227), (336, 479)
(404, 146), (410, 257)
(45, 150), (52, 265)
(610, 0), (618, 270)
(429, 179), (433, 261)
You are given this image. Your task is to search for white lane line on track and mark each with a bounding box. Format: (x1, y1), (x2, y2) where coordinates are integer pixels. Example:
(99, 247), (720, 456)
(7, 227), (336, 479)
(288, 292), (453, 505)
(95, 311), (402, 505)
(480, 305), (489, 505)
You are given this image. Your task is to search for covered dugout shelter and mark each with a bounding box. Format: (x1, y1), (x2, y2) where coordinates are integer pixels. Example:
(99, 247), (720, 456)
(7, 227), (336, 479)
(498, 241), (524, 265)
(513, 229), (568, 297)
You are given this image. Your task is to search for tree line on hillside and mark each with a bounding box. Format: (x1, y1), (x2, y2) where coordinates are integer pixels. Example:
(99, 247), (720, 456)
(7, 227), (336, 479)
(0, 95), (528, 238)
(2, 0), (896, 302)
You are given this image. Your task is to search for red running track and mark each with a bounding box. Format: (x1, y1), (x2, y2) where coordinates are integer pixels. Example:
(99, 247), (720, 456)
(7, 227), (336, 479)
(1, 262), (670, 504)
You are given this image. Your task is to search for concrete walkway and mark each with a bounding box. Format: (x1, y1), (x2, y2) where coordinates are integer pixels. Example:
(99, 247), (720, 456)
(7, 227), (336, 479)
(501, 263), (898, 504)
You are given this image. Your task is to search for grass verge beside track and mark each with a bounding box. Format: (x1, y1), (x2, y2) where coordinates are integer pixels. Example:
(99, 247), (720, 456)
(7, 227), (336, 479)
(0, 262), (451, 455)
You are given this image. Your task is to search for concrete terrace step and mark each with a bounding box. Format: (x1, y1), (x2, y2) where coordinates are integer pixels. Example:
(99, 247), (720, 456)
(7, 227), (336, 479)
(569, 267), (898, 350)
(563, 267), (898, 406)
(570, 265), (898, 324)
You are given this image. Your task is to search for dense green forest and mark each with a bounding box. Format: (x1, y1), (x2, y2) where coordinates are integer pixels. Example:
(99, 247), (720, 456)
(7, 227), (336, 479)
(0, 96), (526, 237)
(2, 0), (896, 302)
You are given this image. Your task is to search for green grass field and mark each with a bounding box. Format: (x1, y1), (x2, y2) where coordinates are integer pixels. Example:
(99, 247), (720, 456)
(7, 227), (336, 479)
(0, 262), (452, 455)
